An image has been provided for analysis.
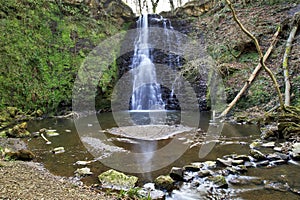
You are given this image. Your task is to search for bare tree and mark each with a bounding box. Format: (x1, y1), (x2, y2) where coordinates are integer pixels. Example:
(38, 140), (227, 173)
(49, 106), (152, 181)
(219, 0), (285, 117)
(150, 0), (160, 13)
(169, 0), (175, 12)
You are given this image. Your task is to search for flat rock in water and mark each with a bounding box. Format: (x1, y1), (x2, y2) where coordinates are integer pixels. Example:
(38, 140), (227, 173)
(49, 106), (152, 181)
(106, 125), (194, 140)
(261, 142), (275, 148)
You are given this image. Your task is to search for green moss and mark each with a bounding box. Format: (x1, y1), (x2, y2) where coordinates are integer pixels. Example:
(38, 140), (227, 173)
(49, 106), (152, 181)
(98, 169), (138, 190)
(0, 0), (122, 114)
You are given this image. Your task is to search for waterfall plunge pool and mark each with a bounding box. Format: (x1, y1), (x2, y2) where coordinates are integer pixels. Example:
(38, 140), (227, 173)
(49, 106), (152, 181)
(26, 111), (300, 199)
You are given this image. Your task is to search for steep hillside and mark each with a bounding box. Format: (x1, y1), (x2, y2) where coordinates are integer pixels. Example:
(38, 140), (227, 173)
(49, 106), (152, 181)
(0, 0), (133, 114)
(169, 0), (300, 113)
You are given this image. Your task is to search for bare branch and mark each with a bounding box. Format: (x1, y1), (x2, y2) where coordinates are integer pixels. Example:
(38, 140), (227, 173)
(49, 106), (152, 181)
(221, 0), (285, 116)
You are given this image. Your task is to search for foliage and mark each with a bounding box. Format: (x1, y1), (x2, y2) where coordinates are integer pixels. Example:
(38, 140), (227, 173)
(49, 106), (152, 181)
(0, 0), (121, 114)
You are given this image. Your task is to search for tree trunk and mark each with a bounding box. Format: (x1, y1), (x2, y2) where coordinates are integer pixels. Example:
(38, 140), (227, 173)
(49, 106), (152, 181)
(282, 12), (300, 106)
(219, 26), (281, 117)
(222, 0), (285, 116)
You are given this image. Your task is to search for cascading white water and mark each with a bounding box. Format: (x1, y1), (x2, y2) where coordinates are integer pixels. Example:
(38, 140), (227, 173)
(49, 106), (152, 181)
(130, 14), (165, 111)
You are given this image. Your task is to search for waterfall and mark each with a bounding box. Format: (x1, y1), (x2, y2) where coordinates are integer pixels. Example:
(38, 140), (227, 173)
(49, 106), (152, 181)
(130, 14), (165, 111)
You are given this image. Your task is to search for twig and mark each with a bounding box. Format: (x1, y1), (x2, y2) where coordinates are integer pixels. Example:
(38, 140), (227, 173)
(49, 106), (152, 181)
(41, 133), (51, 144)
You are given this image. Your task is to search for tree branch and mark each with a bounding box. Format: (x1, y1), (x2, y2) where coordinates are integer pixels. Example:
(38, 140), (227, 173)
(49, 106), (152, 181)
(219, 26), (281, 117)
(221, 0), (285, 117)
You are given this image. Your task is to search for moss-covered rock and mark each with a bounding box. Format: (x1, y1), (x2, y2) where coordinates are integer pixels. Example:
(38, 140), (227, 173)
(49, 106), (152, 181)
(98, 169), (138, 190)
(249, 149), (266, 161)
(208, 175), (228, 188)
(6, 122), (30, 138)
(154, 175), (175, 191)
(4, 149), (35, 161)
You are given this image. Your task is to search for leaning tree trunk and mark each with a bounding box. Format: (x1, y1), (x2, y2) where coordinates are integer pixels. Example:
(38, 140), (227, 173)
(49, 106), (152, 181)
(220, 0), (285, 117)
(220, 26), (281, 117)
(282, 12), (300, 106)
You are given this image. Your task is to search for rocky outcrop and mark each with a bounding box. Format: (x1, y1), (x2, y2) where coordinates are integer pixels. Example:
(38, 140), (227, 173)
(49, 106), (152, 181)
(103, 0), (134, 23)
(62, 0), (134, 24)
(162, 0), (214, 17)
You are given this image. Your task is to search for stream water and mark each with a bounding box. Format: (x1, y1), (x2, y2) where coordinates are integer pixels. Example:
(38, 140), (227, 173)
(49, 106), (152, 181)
(26, 112), (300, 199)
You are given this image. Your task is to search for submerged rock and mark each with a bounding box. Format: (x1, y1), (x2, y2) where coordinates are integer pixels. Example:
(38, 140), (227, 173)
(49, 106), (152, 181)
(154, 175), (175, 191)
(98, 169), (138, 190)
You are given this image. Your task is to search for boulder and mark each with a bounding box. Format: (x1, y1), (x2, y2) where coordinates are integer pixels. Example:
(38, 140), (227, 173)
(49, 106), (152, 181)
(216, 158), (232, 167)
(233, 155), (250, 162)
(5, 149), (35, 161)
(249, 149), (266, 161)
(154, 175), (175, 191)
(6, 122), (30, 138)
(183, 164), (200, 172)
(256, 160), (269, 167)
(170, 167), (183, 181)
(203, 161), (217, 169)
(98, 169), (138, 190)
(140, 183), (165, 200)
(198, 169), (212, 177)
(207, 175), (228, 188)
